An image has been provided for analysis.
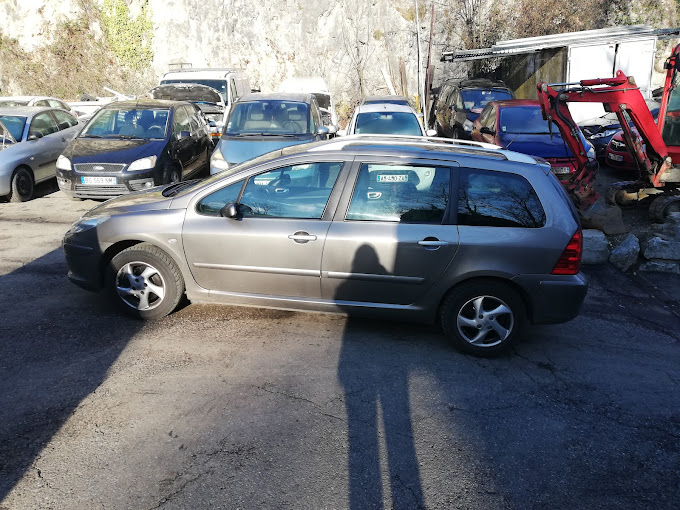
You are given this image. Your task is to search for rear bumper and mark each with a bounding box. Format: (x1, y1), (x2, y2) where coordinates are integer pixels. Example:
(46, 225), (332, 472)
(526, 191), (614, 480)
(512, 272), (588, 325)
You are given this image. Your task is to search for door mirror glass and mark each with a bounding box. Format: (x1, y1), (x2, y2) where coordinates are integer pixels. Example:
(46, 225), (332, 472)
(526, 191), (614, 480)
(316, 125), (330, 136)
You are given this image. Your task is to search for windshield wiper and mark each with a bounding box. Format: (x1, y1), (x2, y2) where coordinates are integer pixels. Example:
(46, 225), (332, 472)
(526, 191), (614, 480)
(82, 134), (104, 138)
(117, 135), (144, 140)
(231, 133), (297, 137)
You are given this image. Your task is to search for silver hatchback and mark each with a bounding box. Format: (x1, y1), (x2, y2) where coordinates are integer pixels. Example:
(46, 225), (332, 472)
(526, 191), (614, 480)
(63, 135), (587, 356)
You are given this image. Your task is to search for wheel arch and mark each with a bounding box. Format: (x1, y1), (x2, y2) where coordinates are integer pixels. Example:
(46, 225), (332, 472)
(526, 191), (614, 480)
(99, 239), (187, 287)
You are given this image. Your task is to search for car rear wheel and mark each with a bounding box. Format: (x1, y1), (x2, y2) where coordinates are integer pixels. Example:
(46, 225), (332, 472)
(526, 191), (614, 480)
(440, 280), (525, 357)
(8, 167), (34, 202)
(107, 243), (184, 320)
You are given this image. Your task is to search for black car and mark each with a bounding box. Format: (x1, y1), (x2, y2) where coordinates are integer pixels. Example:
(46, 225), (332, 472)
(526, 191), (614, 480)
(56, 99), (212, 200)
(435, 79), (514, 139)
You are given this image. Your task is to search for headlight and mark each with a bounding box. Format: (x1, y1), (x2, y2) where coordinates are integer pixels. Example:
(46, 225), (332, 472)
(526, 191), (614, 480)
(591, 129), (619, 139)
(463, 119), (474, 132)
(128, 155), (157, 171)
(210, 148), (230, 173)
(56, 155), (71, 171)
(68, 215), (110, 234)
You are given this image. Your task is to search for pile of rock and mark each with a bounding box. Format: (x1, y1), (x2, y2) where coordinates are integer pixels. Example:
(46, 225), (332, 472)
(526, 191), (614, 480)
(583, 212), (680, 274)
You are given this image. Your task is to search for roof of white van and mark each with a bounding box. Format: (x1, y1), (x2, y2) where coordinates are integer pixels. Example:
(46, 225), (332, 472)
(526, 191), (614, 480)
(161, 68), (244, 80)
(279, 77), (330, 94)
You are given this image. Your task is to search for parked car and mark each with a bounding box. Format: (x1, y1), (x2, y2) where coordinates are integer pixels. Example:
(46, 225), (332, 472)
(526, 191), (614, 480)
(435, 79), (514, 139)
(343, 103), (437, 136)
(278, 77), (339, 130)
(0, 96), (77, 117)
(579, 100), (659, 160)
(0, 106), (82, 202)
(210, 92), (331, 175)
(149, 83), (224, 145)
(471, 99), (595, 181)
(55, 99), (212, 200)
(603, 126), (654, 172)
(63, 135), (587, 357)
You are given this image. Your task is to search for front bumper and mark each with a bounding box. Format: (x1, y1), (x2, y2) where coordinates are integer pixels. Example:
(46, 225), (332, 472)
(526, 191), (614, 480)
(57, 167), (160, 199)
(512, 272), (588, 325)
(62, 229), (104, 292)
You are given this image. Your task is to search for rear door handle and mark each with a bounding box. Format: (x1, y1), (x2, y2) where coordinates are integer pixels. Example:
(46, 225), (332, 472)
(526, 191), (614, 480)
(418, 238), (448, 250)
(288, 231), (317, 243)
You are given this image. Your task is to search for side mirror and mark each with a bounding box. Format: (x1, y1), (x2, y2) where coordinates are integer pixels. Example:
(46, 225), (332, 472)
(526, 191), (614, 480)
(179, 130), (191, 139)
(316, 125), (330, 137)
(220, 202), (239, 219)
(327, 125), (338, 135)
(425, 129), (437, 137)
(28, 132), (43, 141)
(480, 126), (495, 136)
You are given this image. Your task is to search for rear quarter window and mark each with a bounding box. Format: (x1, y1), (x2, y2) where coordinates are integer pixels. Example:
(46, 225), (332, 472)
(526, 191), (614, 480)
(457, 168), (546, 228)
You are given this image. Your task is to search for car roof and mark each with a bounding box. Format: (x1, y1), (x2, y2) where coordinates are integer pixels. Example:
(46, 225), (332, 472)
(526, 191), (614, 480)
(0, 106), (61, 117)
(102, 99), (186, 109)
(458, 79), (511, 90)
(237, 92), (314, 103)
(355, 103), (418, 114)
(361, 95), (410, 104)
(0, 95), (60, 102)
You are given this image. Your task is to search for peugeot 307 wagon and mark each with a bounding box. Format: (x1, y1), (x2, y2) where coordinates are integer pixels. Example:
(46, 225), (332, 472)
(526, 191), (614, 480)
(63, 135), (588, 356)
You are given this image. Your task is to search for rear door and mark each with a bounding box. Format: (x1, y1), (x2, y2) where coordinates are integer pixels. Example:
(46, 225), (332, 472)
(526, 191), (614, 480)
(321, 158), (459, 306)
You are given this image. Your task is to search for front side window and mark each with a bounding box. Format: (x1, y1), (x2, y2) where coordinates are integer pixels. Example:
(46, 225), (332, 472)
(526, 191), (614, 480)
(29, 112), (59, 137)
(197, 180), (244, 215)
(457, 168), (545, 228)
(239, 162), (343, 219)
(346, 163), (451, 223)
(172, 107), (190, 135)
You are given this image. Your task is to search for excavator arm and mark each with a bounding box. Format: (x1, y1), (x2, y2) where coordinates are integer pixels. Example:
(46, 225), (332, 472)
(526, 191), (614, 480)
(536, 72), (673, 210)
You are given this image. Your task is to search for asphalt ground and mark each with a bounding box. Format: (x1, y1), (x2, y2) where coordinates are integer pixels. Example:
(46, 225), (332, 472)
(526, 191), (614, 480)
(1, 178), (679, 510)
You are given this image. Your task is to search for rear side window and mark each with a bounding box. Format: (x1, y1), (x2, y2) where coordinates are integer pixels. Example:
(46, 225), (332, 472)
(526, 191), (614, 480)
(457, 168), (545, 228)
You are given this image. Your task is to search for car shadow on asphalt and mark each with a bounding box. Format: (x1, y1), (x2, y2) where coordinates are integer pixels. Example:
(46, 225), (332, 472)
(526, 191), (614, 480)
(0, 248), (144, 501)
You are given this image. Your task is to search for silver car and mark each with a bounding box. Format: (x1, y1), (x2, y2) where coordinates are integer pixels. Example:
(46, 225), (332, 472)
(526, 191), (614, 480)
(0, 106), (82, 202)
(63, 135), (588, 356)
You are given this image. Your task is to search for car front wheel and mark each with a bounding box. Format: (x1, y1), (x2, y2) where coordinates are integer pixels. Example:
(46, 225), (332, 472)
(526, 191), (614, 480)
(107, 243), (185, 320)
(440, 280), (525, 356)
(8, 167), (34, 202)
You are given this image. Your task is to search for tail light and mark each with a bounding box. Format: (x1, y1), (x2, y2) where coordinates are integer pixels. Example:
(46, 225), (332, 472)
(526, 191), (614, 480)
(552, 229), (582, 275)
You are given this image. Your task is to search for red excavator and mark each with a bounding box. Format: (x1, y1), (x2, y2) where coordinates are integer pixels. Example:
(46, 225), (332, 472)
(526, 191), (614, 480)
(536, 44), (680, 222)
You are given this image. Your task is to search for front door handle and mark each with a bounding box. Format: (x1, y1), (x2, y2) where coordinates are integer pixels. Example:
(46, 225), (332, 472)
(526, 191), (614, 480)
(288, 231), (317, 244)
(418, 237), (448, 250)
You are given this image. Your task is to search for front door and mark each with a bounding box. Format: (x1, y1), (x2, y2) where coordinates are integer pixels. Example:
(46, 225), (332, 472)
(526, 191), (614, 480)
(182, 161), (345, 298)
(321, 161), (459, 306)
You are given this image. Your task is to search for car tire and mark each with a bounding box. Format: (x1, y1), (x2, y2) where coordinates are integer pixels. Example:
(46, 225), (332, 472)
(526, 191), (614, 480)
(164, 165), (181, 185)
(649, 192), (680, 223)
(107, 243), (185, 320)
(8, 167), (34, 203)
(440, 280), (526, 357)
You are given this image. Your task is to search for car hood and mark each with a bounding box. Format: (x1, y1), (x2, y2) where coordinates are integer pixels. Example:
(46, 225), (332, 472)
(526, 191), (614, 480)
(64, 137), (166, 163)
(84, 186), (174, 217)
(149, 83), (223, 105)
(498, 132), (572, 158)
(219, 136), (314, 164)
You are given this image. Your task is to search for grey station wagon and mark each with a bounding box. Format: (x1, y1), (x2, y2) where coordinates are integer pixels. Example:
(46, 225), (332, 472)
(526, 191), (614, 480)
(63, 135), (588, 356)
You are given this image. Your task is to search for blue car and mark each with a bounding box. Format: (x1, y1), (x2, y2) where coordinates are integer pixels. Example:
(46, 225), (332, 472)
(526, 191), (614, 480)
(210, 93), (331, 175)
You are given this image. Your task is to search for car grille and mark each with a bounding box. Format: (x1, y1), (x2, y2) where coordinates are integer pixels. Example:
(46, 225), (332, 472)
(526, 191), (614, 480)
(74, 163), (127, 173)
(610, 139), (626, 151)
(74, 184), (129, 196)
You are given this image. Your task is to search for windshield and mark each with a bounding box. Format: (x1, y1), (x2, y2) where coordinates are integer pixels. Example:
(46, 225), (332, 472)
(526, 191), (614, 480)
(499, 106), (553, 135)
(161, 79), (227, 103)
(226, 100), (310, 135)
(81, 107), (169, 139)
(0, 115), (27, 140)
(355, 111), (422, 135)
(461, 89), (513, 111)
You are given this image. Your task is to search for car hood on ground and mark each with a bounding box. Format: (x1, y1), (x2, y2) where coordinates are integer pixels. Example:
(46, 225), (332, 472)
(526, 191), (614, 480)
(498, 132), (572, 159)
(219, 136), (315, 164)
(64, 137), (166, 163)
(149, 84), (223, 105)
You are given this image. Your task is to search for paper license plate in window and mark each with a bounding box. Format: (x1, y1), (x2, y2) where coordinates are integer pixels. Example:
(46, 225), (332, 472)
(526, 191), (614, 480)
(81, 176), (117, 185)
(377, 174), (408, 182)
(552, 166), (571, 174)
(608, 153), (624, 162)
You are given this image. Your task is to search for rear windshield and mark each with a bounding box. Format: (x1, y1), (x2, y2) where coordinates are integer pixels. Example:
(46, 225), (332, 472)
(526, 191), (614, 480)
(161, 79), (227, 103)
(81, 108), (170, 139)
(499, 106), (552, 134)
(0, 115), (26, 140)
(461, 89), (512, 111)
(226, 100), (310, 135)
(355, 112), (422, 135)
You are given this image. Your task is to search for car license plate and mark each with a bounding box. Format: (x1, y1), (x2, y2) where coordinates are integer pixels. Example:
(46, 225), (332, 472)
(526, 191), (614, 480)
(552, 166), (571, 174)
(608, 153), (624, 162)
(81, 176), (117, 185)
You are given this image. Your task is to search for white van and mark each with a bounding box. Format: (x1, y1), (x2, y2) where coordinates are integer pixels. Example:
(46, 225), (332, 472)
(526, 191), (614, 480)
(159, 68), (250, 132)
